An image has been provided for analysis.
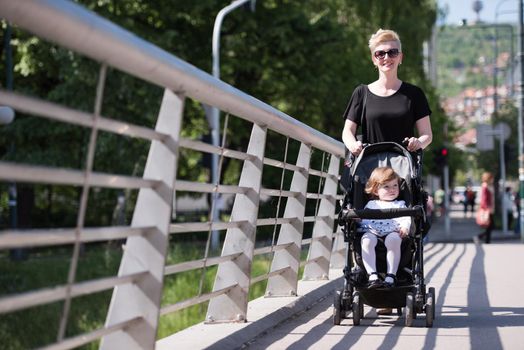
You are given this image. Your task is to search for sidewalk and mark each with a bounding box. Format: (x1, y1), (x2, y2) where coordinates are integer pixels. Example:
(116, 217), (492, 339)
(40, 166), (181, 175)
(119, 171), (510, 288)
(427, 208), (523, 243)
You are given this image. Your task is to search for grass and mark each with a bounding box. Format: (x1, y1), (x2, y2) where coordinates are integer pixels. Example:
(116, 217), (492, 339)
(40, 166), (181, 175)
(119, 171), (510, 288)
(0, 242), (305, 349)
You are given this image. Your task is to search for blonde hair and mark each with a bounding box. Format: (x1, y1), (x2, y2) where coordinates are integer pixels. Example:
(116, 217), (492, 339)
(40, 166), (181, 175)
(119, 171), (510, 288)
(365, 167), (400, 198)
(481, 172), (494, 183)
(368, 29), (402, 53)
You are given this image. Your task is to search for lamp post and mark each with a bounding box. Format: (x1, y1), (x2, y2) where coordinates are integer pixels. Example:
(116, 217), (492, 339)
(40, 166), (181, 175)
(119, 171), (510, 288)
(3, 23), (20, 257)
(518, 0), (524, 242)
(461, 22), (514, 116)
(495, 0), (518, 97)
(208, 0), (256, 249)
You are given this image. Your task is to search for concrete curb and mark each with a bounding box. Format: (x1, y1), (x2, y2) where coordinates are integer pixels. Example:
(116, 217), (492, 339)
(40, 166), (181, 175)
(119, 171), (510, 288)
(156, 271), (344, 350)
(205, 276), (344, 350)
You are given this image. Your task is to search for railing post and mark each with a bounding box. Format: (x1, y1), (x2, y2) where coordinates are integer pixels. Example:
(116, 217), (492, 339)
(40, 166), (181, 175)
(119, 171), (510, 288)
(101, 89), (183, 350)
(330, 226), (346, 268)
(303, 154), (340, 280)
(206, 123), (267, 323)
(265, 143), (311, 297)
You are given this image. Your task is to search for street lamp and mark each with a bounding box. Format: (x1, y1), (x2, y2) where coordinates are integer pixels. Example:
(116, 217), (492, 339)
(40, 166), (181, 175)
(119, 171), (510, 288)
(460, 20), (514, 117)
(3, 22), (21, 257)
(208, 0), (256, 249)
(496, 0), (518, 97)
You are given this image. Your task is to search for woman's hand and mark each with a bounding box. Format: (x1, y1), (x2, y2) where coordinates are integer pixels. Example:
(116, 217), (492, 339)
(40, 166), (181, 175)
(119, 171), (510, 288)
(405, 137), (422, 152)
(349, 140), (363, 156)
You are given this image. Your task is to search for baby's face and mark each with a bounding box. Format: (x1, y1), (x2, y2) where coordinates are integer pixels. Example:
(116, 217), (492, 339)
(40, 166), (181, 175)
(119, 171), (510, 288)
(376, 178), (399, 201)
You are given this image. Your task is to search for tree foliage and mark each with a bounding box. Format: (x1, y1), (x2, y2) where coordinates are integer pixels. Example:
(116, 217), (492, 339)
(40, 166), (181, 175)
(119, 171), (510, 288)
(0, 0), (442, 228)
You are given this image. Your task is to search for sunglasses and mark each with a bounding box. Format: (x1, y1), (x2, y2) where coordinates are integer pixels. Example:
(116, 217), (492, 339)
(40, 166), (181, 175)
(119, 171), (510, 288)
(373, 49), (400, 59)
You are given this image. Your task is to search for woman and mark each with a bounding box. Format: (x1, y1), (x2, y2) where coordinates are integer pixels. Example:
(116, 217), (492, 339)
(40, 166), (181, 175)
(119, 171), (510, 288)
(341, 29), (432, 155)
(477, 172), (495, 244)
(341, 29), (433, 315)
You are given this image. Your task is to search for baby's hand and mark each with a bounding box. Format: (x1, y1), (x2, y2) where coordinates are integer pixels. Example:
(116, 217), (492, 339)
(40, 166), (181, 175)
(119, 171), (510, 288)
(399, 227), (409, 238)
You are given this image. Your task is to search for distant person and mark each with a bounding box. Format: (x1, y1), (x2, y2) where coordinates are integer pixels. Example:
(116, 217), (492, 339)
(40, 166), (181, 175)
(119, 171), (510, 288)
(426, 194), (434, 223)
(513, 191), (520, 235)
(464, 186), (476, 217)
(503, 187), (515, 232)
(476, 172), (494, 244)
(434, 188), (445, 217)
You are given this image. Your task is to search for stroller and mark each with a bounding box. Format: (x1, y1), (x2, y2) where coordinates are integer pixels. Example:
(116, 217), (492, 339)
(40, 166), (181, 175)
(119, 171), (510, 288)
(333, 142), (435, 327)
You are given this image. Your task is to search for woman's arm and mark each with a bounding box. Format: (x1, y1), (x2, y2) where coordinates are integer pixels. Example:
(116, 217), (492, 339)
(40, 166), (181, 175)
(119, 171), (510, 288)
(406, 116), (432, 152)
(342, 119), (363, 155)
(415, 116), (432, 149)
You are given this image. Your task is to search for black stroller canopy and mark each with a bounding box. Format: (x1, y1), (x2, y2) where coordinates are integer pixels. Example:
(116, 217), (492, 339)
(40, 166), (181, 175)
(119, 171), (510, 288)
(351, 142), (416, 186)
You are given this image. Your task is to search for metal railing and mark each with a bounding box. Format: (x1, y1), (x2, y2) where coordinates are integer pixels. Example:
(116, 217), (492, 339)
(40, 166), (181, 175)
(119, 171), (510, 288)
(0, 1), (346, 349)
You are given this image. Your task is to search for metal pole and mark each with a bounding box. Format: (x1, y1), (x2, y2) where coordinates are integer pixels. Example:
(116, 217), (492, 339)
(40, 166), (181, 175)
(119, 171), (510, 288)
(209, 0), (255, 249)
(518, 0), (524, 242)
(494, 25), (499, 116)
(4, 23), (18, 243)
(498, 129), (508, 234)
(495, 0), (514, 97)
(444, 164), (451, 235)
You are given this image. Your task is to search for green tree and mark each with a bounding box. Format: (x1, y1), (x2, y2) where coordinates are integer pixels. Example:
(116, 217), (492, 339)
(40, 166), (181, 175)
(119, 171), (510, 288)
(0, 0), (443, 229)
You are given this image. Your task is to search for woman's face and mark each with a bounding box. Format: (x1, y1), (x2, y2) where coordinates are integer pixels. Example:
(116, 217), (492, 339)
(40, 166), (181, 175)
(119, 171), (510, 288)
(376, 178), (400, 201)
(372, 41), (402, 72)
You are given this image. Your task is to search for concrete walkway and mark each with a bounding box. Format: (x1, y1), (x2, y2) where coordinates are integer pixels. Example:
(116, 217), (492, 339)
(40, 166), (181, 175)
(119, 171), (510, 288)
(157, 206), (524, 349)
(246, 242), (524, 350)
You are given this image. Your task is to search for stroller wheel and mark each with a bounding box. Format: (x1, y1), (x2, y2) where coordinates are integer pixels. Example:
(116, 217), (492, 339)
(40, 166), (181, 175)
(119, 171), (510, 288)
(425, 287), (435, 327)
(352, 291), (361, 326)
(333, 290), (342, 325)
(405, 292), (414, 327)
(429, 287), (436, 320)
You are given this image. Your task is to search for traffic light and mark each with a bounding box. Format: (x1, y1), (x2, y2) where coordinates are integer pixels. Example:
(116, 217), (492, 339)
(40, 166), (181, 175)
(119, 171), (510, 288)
(440, 147), (448, 165)
(434, 146), (449, 167)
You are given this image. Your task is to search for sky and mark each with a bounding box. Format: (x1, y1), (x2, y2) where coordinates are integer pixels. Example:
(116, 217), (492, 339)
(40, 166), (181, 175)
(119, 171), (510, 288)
(437, 0), (519, 25)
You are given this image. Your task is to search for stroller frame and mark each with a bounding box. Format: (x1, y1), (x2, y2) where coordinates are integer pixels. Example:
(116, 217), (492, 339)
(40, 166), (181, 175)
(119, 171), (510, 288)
(334, 142), (435, 327)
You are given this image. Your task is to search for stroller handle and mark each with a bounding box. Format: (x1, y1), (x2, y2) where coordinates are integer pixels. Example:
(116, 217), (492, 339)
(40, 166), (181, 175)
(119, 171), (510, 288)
(340, 206), (424, 221)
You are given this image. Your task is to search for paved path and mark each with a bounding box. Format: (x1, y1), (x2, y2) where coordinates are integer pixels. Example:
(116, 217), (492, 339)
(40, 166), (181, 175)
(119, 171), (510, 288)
(246, 242), (524, 350)
(159, 205), (524, 349)
(244, 206), (524, 349)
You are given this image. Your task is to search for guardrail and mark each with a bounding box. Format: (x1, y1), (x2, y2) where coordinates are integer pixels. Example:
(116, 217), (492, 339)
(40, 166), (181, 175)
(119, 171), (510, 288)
(0, 1), (346, 349)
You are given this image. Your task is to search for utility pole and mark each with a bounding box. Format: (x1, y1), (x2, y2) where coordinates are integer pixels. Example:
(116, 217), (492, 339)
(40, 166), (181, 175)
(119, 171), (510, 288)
(519, 0), (524, 242)
(3, 23), (21, 258)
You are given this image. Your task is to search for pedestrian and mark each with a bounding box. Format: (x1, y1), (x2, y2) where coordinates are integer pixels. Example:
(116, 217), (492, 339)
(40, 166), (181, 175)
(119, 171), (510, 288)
(503, 186), (515, 232)
(476, 172), (494, 244)
(434, 188), (445, 217)
(515, 191), (521, 235)
(360, 167), (411, 289)
(341, 29), (432, 315)
(464, 186), (476, 217)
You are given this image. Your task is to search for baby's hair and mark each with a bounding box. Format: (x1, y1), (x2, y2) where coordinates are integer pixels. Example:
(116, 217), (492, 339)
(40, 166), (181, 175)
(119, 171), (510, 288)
(365, 167), (400, 198)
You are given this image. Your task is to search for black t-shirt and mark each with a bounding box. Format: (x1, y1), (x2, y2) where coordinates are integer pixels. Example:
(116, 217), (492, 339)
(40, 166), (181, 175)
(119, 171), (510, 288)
(342, 82), (431, 144)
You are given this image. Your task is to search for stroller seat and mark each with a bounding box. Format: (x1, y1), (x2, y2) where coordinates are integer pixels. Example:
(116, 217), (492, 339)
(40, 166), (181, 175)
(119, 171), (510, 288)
(333, 142), (436, 328)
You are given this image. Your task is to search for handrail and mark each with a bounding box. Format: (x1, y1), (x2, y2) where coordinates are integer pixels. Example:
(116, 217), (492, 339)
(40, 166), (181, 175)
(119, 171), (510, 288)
(0, 0), (345, 158)
(0, 1), (345, 348)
